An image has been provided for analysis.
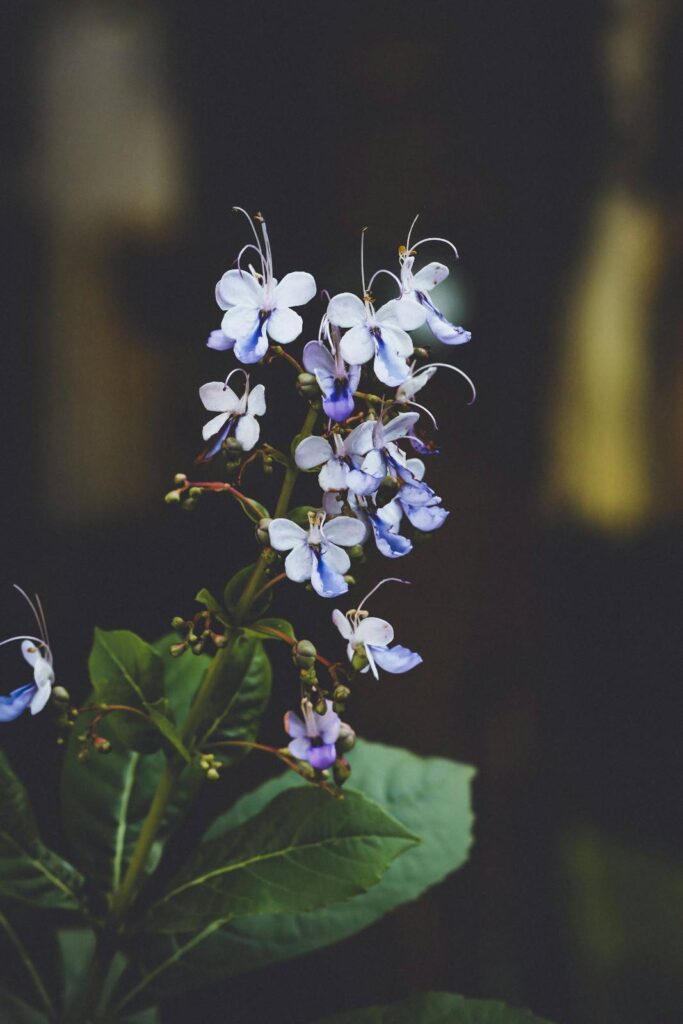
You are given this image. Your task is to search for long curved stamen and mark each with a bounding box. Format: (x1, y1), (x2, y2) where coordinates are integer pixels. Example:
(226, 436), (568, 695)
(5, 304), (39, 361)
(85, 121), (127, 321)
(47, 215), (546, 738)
(223, 367), (249, 391)
(34, 593), (51, 653)
(356, 577), (410, 616)
(232, 207), (265, 265)
(260, 219), (274, 284)
(405, 213), (420, 250)
(366, 268), (403, 294)
(416, 362), (477, 405)
(412, 236), (460, 260)
(235, 243), (266, 274)
(401, 399), (438, 429)
(0, 635), (47, 650)
(360, 227), (369, 297)
(12, 586), (46, 644)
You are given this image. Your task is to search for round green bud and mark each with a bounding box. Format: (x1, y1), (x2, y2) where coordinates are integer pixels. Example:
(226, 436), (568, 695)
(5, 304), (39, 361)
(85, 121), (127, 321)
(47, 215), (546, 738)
(333, 684), (351, 702)
(296, 372), (319, 398)
(256, 517), (272, 545)
(173, 473), (188, 486)
(293, 639), (317, 669)
(51, 685), (70, 705)
(333, 757), (352, 786)
(170, 642), (187, 657)
(347, 545), (365, 561)
(191, 641), (204, 655)
(224, 437), (242, 452)
(188, 487), (202, 499)
(336, 721), (356, 752)
(343, 575), (355, 587)
(164, 490), (181, 504)
(214, 632), (229, 648)
(206, 767), (220, 781)
(171, 616), (186, 631)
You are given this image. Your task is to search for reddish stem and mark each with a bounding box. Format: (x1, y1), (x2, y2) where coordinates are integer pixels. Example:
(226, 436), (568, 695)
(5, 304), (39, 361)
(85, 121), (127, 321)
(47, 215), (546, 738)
(205, 739), (341, 798)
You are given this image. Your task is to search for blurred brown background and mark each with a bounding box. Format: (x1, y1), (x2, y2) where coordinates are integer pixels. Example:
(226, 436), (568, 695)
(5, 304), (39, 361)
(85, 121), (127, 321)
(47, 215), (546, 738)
(1, 1), (682, 1022)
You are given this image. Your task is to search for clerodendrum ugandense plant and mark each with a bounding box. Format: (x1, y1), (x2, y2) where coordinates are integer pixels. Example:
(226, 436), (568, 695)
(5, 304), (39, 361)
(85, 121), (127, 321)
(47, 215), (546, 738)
(0, 208), (553, 1024)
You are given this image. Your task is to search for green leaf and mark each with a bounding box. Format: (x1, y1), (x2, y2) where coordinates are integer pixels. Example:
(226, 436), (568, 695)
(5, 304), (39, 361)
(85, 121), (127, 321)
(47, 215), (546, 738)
(194, 588), (231, 627)
(88, 629), (165, 753)
(0, 908), (61, 1018)
(127, 742), (473, 995)
(223, 563), (273, 621)
(312, 992), (554, 1024)
(140, 787), (417, 933)
(197, 635), (271, 759)
(61, 638), (205, 896)
(241, 617), (296, 643)
(0, 750), (84, 912)
(0, 989), (47, 1023)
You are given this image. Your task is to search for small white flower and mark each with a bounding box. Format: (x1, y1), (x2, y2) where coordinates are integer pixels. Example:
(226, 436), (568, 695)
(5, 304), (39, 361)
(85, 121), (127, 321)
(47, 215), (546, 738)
(197, 371), (265, 461)
(327, 292), (414, 387)
(0, 587), (55, 722)
(268, 511), (365, 598)
(294, 421), (377, 495)
(215, 208), (316, 364)
(332, 579), (422, 678)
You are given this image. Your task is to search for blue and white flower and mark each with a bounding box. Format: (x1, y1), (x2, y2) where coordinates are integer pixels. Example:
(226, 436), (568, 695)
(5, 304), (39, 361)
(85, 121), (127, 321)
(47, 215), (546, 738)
(349, 411), (421, 490)
(284, 698), (341, 770)
(395, 218), (471, 346)
(294, 421), (378, 496)
(332, 580), (422, 678)
(348, 493), (413, 559)
(303, 321), (360, 423)
(0, 588), (55, 723)
(196, 371), (265, 462)
(268, 511), (365, 598)
(213, 209), (316, 364)
(327, 292), (414, 388)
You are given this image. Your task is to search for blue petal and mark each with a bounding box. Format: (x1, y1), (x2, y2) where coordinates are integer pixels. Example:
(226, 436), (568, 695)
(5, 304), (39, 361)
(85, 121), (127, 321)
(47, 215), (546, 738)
(408, 431), (440, 456)
(310, 551), (348, 598)
(369, 644), (422, 674)
(234, 314), (270, 364)
(373, 331), (410, 387)
(369, 513), (412, 558)
(307, 743), (337, 770)
(195, 416), (234, 463)
(418, 293), (471, 346)
(207, 329), (235, 351)
(0, 682), (37, 723)
(323, 379), (356, 423)
(403, 502), (449, 531)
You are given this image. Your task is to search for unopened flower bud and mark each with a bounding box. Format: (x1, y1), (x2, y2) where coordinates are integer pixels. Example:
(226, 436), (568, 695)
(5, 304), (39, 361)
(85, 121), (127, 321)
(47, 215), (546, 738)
(343, 575), (355, 586)
(77, 748), (90, 763)
(171, 616), (186, 631)
(256, 517), (272, 545)
(333, 684), (351, 702)
(165, 490), (181, 504)
(296, 371), (319, 398)
(224, 437), (242, 452)
(351, 648), (368, 672)
(170, 642), (187, 657)
(51, 685), (70, 705)
(191, 641), (205, 655)
(414, 347), (429, 359)
(213, 632), (229, 648)
(206, 767), (220, 781)
(188, 486), (202, 499)
(313, 695), (327, 715)
(336, 721), (356, 752)
(293, 639), (317, 669)
(93, 736), (111, 753)
(347, 545), (365, 561)
(174, 473), (188, 486)
(333, 757), (352, 786)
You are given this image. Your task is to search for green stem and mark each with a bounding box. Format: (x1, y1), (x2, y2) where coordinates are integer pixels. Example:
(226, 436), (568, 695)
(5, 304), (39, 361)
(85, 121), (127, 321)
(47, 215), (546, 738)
(85, 399), (319, 1020)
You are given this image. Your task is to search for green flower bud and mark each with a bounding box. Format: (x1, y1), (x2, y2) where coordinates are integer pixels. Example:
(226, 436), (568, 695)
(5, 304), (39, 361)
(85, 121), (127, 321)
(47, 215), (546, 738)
(164, 490), (181, 504)
(351, 648), (368, 672)
(343, 575), (355, 587)
(51, 685), (70, 705)
(336, 721), (356, 753)
(206, 767), (220, 781)
(171, 616), (186, 631)
(333, 684), (351, 702)
(333, 758), (352, 786)
(296, 371), (319, 398)
(293, 638), (317, 669)
(347, 545), (365, 561)
(224, 437), (242, 452)
(191, 641), (204, 655)
(256, 517), (272, 545)
(170, 642), (187, 657)
(188, 487), (202, 499)
(173, 473), (187, 486)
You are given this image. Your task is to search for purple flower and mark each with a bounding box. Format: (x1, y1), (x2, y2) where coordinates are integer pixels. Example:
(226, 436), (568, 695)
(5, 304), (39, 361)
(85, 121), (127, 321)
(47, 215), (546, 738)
(303, 323), (360, 423)
(349, 494), (413, 559)
(284, 699), (341, 770)
(294, 421), (378, 496)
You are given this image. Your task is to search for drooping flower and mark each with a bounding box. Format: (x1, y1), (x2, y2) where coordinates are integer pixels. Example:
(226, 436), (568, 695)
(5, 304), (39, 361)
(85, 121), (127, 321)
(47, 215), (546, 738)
(196, 371), (265, 462)
(0, 588), (55, 723)
(348, 411), (421, 491)
(214, 209), (316, 364)
(294, 421), (378, 496)
(327, 292), (414, 387)
(395, 217), (472, 346)
(332, 579), (422, 678)
(348, 493), (413, 559)
(283, 698), (342, 770)
(303, 321), (360, 423)
(268, 511), (365, 598)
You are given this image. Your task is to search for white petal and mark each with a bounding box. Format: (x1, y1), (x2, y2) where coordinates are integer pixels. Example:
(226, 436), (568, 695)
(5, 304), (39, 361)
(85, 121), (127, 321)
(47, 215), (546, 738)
(235, 414), (260, 451)
(283, 709), (307, 739)
(217, 269), (264, 308)
(303, 340), (335, 376)
(345, 420), (375, 456)
(380, 323), (414, 356)
(247, 383), (266, 416)
(274, 271), (317, 308)
(405, 458), (425, 481)
(394, 295), (427, 330)
(319, 458), (349, 491)
(268, 518), (306, 551)
(321, 541), (351, 574)
(356, 616), (394, 646)
(215, 279), (233, 312)
(199, 381), (240, 413)
(374, 299), (403, 325)
(412, 261), (449, 292)
(21, 640), (42, 667)
(202, 411), (230, 441)
(332, 608), (352, 639)
(327, 292), (367, 328)
(30, 684), (52, 715)
(267, 307), (303, 344)
(324, 516), (366, 547)
(340, 325), (374, 365)
(284, 543), (313, 582)
(222, 305), (261, 343)
(33, 658), (54, 689)
(295, 435), (333, 469)
(381, 411), (420, 443)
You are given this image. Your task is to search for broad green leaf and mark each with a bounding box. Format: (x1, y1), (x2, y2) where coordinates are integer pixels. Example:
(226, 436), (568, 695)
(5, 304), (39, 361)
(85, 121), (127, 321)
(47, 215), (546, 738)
(0, 908), (60, 1018)
(313, 992), (554, 1024)
(223, 564), (273, 620)
(197, 636), (271, 760)
(125, 742), (473, 996)
(61, 638), (205, 896)
(0, 751), (84, 912)
(141, 787), (417, 934)
(88, 629), (165, 753)
(241, 617), (296, 643)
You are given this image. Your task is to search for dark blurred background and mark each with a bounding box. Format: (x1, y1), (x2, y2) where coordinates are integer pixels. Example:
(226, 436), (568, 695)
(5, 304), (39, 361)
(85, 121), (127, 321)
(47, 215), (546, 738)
(1, 1), (682, 1022)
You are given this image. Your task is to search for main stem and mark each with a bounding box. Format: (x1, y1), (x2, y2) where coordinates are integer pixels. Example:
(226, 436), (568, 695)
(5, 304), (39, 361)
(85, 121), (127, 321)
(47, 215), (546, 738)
(82, 401), (319, 1020)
